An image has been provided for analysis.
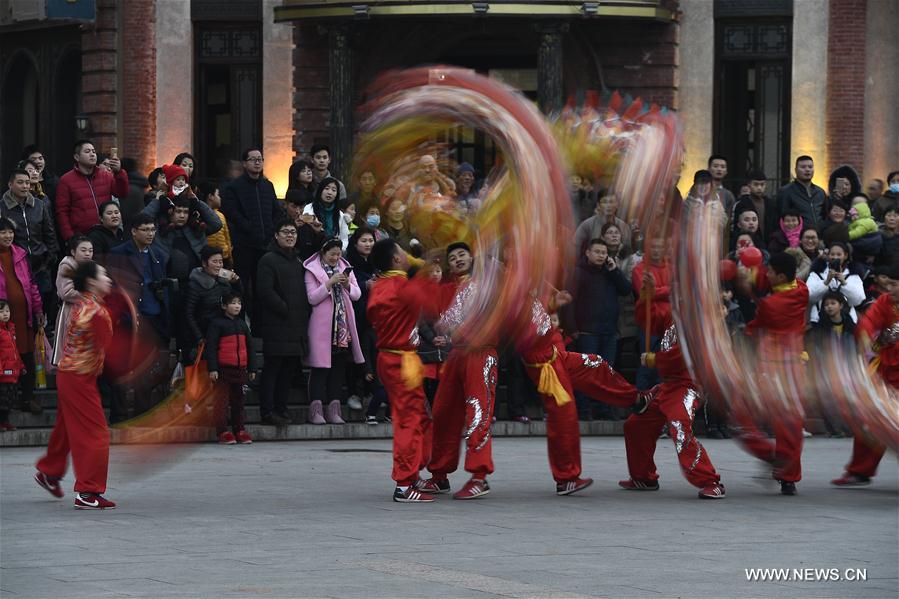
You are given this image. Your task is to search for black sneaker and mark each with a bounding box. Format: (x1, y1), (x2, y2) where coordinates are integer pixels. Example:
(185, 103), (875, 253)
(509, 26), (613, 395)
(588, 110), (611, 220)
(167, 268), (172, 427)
(261, 413), (290, 426)
(414, 478), (451, 494)
(633, 384), (659, 415)
(779, 481), (797, 496)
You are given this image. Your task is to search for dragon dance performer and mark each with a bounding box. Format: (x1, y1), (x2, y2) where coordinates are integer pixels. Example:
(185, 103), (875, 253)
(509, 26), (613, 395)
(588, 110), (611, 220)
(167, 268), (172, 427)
(418, 242), (499, 500)
(367, 239), (442, 503)
(34, 261), (117, 509)
(520, 291), (652, 495)
(832, 263), (899, 487)
(619, 264), (726, 499)
(733, 252), (809, 496)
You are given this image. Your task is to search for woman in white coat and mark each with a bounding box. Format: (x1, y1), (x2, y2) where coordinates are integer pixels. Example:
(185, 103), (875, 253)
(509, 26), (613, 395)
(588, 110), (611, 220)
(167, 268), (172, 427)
(806, 241), (865, 323)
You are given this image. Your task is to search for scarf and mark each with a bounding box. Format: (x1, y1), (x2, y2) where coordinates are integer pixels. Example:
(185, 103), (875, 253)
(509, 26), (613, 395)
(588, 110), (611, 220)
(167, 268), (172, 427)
(321, 203), (336, 238)
(780, 216), (803, 248)
(323, 262), (350, 349)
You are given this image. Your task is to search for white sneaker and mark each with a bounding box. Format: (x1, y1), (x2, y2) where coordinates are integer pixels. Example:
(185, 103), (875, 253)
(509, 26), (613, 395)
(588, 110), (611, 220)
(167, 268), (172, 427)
(366, 415), (378, 425)
(802, 429), (812, 438)
(348, 395), (363, 410)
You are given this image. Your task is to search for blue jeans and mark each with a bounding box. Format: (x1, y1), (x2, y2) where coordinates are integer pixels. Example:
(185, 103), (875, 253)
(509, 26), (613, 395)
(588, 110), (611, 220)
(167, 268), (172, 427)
(574, 333), (619, 418)
(635, 331), (661, 391)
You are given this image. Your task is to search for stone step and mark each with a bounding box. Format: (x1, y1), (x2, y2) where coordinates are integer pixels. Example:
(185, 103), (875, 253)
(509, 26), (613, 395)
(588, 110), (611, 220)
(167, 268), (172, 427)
(0, 420), (628, 447)
(0, 418), (836, 448)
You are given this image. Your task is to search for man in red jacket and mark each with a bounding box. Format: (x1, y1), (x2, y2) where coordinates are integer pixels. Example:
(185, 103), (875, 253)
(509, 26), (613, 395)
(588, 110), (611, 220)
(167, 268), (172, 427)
(736, 252), (809, 495)
(55, 139), (130, 241)
(832, 264), (899, 487)
(367, 239), (441, 502)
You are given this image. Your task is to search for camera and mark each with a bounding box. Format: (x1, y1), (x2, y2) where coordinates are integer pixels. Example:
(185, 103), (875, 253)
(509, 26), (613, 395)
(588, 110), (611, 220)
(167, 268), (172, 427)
(828, 259), (841, 272)
(148, 278), (179, 300)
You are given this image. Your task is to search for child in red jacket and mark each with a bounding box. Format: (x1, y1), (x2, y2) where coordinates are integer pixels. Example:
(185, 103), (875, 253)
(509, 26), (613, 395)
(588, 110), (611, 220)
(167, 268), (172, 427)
(206, 290), (257, 445)
(0, 300), (26, 430)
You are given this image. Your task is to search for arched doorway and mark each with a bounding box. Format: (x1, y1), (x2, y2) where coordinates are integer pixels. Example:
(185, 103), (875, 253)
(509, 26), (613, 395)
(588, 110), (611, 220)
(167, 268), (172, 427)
(1, 51), (40, 174)
(52, 48), (82, 173)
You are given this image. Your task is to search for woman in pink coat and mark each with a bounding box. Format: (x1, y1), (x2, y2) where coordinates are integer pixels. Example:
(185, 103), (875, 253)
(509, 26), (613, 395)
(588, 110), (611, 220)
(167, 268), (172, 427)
(303, 238), (363, 424)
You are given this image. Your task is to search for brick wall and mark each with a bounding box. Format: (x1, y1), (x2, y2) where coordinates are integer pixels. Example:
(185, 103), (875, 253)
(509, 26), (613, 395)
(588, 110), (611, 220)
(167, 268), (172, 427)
(826, 0), (867, 179)
(575, 20), (678, 109)
(80, 0), (119, 155)
(292, 23), (330, 160)
(120, 1), (156, 176)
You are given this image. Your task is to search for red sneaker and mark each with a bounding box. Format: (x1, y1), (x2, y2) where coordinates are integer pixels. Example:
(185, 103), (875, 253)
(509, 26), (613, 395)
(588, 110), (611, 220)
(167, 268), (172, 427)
(453, 477), (490, 500)
(831, 473), (871, 487)
(698, 482), (726, 499)
(0, 421), (16, 431)
(218, 431), (237, 445)
(556, 477), (594, 496)
(74, 493), (116, 509)
(34, 471), (64, 498)
(618, 478), (660, 491)
(235, 429), (253, 444)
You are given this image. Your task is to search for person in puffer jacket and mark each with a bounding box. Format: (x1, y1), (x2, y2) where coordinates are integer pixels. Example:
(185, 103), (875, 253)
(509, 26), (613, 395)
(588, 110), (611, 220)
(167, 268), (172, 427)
(205, 290), (257, 445)
(0, 299), (25, 430)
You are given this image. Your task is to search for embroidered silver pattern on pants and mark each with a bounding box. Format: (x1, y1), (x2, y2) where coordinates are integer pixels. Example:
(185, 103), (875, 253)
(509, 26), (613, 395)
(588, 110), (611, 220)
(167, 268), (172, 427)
(581, 354), (603, 368)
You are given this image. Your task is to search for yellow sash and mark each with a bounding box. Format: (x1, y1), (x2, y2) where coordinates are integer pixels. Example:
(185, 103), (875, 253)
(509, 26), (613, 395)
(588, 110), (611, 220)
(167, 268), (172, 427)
(523, 347), (572, 406)
(383, 349), (424, 390)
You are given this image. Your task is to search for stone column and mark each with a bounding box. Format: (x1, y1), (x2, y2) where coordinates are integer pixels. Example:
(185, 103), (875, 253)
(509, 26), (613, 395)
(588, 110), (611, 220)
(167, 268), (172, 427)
(790, 0), (829, 188)
(675, 0), (715, 198)
(155, 0), (192, 166)
(536, 21), (568, 114)
(262, 0), (295, 197)
(328, 23), (354, 182)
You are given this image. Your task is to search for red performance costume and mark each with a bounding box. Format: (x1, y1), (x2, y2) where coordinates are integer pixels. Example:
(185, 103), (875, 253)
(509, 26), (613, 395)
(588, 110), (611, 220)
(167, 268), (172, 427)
(621, 306), (723, 496)
(736, 279), (809, 486)
(427, 277), (499, 495)
(35, 292), (114, 506)
(367, 271), (439, 490)
(836, 293), (899, 483)
(521, 299), (645, 488)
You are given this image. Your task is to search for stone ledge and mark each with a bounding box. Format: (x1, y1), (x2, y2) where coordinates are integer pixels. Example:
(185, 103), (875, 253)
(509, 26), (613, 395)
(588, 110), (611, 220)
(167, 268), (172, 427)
(0, 421), (627, 448)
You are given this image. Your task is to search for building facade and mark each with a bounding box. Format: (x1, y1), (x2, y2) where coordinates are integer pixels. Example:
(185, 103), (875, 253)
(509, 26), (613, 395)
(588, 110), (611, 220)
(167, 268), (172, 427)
(1, 0), (896, 197)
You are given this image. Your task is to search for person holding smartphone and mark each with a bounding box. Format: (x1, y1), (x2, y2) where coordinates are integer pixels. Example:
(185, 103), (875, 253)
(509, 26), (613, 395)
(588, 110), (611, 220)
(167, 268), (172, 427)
(565, 238), (632, 420)
(302, 237), (364, 424)
(806, 241), (865, 324)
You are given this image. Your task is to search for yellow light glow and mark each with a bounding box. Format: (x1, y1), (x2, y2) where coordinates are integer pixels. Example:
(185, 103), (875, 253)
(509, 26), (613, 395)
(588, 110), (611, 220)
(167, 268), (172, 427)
(265, 150), (293, 199)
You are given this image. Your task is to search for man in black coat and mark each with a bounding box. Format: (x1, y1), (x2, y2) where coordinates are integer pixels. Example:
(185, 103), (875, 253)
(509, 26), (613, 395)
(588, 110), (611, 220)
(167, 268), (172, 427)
(221, 147), (285, 320)
(733, 169), (780, 243)
(776, 155), (827, 229)
(256, 218), (310, 425)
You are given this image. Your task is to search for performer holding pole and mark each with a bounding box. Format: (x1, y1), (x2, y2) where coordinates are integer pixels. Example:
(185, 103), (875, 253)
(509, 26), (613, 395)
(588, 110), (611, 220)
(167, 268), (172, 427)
(367, 239), (441, 502)
(733, 252), (809, 496)
(832, 263), (899, 487)
(34, 261), (117, 509)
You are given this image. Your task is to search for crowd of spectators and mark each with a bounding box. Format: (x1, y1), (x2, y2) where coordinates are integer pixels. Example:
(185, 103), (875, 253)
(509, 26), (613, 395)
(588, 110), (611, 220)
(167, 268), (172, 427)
(0, 140), (895, 441)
